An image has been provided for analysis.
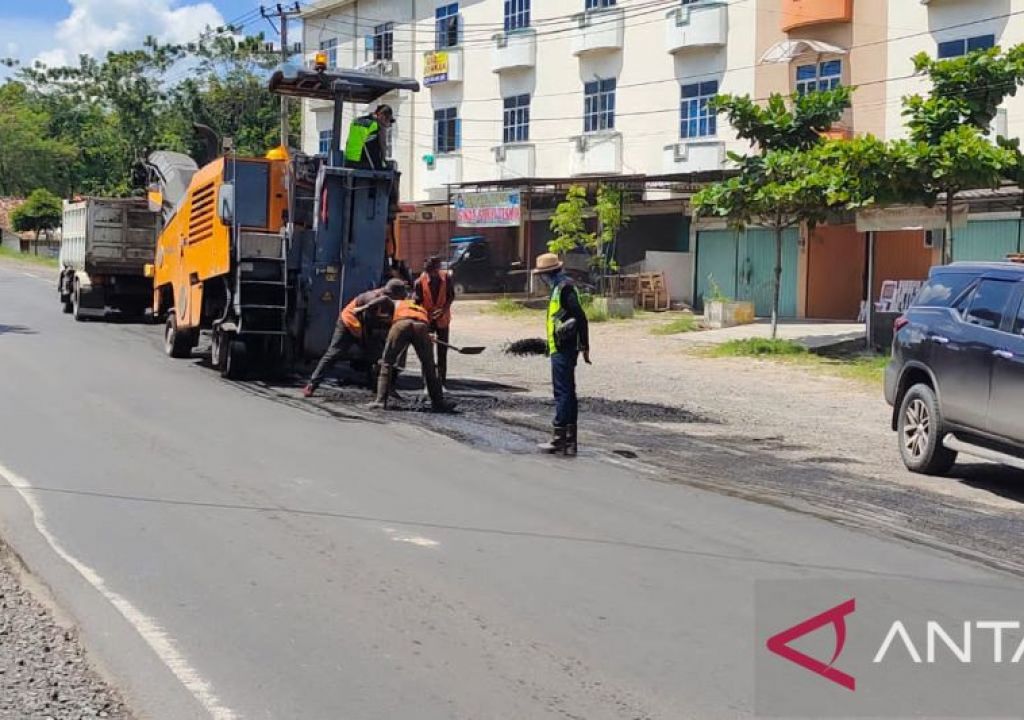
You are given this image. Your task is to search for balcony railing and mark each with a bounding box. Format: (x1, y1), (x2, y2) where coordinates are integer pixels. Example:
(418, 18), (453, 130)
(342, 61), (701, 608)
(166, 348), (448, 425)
(662, 140), (725, 173)
(492, 29), (537, 72)
(571, 7), (625, 56)
(665, 1), (728, 54)
(569, 132), (622, 175)
(780, 0), (852, 32)
(493, 143), (536, 179)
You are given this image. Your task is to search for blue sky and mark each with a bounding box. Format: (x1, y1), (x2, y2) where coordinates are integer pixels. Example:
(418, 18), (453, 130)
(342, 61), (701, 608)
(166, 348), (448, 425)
(1, 1), (281, 78)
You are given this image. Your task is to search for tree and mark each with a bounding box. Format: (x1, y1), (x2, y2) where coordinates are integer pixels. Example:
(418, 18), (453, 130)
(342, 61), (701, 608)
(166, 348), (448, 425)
(693, 87), (853, 338)
(594, 184), (629, 277)
(11, 189), (63, 253)
(0, 83), (77, 196)
(548, 184), (596, 258)
(901, 46), (1024, 262)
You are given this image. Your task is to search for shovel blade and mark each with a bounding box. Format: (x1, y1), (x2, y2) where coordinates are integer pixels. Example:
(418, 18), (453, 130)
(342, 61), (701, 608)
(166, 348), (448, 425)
(456, 346), (486, 355)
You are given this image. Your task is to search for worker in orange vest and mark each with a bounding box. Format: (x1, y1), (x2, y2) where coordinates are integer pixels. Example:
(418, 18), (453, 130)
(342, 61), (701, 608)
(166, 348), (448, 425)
(368, 287), (455, 413)
(303, 278), (406, 397)
(413, 255), (455, 387)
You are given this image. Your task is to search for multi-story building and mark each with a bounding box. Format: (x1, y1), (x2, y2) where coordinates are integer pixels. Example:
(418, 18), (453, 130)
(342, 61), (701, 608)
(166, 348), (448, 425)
(300, 0), (757, 202)
(299, 0), (1024, 321)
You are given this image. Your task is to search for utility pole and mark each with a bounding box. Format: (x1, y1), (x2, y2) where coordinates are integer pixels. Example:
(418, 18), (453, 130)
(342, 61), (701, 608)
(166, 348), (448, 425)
(261, 3), (302, 148)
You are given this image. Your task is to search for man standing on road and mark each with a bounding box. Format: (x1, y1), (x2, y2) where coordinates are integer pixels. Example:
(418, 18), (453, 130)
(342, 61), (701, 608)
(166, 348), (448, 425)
(303, 278), (407, 397)
(413, 255), (455, 387)
(368, 288), (455, 413)
(533, 253), (590, 456)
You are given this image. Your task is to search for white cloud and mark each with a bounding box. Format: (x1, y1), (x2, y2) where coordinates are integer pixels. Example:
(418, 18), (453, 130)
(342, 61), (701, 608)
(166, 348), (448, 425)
(35, 0), (226, 69)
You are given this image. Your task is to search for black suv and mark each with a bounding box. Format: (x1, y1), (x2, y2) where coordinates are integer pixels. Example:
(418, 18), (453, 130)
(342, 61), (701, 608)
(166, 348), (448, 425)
(885, 262), (1024, 475)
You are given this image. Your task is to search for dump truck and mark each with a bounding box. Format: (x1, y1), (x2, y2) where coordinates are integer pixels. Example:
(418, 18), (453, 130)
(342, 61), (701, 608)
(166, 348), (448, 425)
(147, 150), (290, 377)
(58, 199), (160, 321)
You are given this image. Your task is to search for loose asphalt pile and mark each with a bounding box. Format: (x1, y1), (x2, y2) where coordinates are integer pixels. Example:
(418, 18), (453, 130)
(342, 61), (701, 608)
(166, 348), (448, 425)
(0, 546), (132, 720)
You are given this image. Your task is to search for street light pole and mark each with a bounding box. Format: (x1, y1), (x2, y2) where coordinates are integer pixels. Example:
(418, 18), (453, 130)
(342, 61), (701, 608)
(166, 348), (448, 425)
(261, 3), (302, 148)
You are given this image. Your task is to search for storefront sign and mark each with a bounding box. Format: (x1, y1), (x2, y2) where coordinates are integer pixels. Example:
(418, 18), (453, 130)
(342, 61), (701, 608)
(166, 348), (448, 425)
(856, 205), (968, 232)
(423, 51), (450, 86)
(453, 191), (521, 227)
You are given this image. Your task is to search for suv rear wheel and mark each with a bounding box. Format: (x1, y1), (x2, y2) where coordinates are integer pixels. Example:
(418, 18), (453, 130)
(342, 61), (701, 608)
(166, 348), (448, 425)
(898, 383), (957, 475)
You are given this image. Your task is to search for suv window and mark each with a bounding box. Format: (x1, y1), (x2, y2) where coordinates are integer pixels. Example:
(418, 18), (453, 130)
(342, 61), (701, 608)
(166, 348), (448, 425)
(913, 272), (976, 307)
(1014, 297), (1024, 335)
(964, 279), (1016, 329)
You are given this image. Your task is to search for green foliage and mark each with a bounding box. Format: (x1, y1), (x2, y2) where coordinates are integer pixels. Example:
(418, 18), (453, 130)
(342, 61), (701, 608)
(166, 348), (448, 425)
(710, 87), (853, 153)
(593, 185), (628, 273)
(584, 304), (609, 323)
(11, 189), (63, 239)
(0, 246), (59, 267)
(650, 314), (700, 335)
(483, 297), (538, 316)
(1, 31), (287, 197)
(548, 185), (595, 256)
(705, 274), (731, 303)
(711, 338), (808, 357)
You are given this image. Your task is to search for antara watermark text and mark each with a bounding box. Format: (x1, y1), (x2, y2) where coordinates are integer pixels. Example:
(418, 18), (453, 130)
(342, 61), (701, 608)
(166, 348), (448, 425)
(874, 621), (1024, 664)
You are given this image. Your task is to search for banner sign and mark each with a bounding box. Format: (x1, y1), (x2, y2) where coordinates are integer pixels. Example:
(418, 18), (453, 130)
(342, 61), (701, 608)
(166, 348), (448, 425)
(454, 191), (522, 227)
(856, 205), (968, 232)
(423, 51), (450, 86)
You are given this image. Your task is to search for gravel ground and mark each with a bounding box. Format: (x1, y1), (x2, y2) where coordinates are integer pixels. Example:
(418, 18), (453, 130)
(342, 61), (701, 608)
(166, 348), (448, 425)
(279, 300), (1024, 576)
(0, 543), (132, 720)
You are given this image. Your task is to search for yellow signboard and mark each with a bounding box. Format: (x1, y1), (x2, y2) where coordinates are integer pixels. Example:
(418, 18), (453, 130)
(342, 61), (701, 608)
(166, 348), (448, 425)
(423, 51), (450, 85)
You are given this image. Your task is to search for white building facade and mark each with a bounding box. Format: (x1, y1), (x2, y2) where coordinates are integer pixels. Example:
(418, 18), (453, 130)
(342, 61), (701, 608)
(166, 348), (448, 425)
(300, 0), (757, 202)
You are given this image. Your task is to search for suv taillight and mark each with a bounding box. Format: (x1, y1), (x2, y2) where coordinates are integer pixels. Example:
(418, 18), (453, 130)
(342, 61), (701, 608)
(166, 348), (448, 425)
(894, 315), (910, 333)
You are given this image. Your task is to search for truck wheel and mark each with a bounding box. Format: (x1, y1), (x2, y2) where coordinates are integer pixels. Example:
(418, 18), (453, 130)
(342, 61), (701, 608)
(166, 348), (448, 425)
(222, 339), (247, 380)
(164, 312), (193, 359)
(72, 281), (86, 322)
(453, 282), (466, 297)
(61, 295), (73, 314)
(897, 383), (957, 475)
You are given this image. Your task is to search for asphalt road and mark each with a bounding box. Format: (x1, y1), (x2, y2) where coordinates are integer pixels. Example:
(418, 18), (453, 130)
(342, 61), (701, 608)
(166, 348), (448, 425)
(0, 261), (1021, 720)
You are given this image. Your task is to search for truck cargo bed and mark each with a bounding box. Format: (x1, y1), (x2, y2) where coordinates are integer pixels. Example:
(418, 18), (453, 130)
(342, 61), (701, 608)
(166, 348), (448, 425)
(61, 199), (158, 275)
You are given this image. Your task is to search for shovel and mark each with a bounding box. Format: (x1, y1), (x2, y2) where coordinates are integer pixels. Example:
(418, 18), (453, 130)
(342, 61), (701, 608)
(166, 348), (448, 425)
(432, 337), (486, 355)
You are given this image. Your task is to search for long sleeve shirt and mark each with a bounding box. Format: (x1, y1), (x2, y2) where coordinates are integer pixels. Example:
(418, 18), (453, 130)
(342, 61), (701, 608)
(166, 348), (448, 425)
(555, 274), (590, 353)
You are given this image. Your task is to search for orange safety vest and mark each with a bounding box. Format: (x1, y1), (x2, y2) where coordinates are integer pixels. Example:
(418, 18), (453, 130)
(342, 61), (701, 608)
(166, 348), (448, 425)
(340, 289), (383, 336)
(392, 300), (430, 324)
(418, 271), (452, 328)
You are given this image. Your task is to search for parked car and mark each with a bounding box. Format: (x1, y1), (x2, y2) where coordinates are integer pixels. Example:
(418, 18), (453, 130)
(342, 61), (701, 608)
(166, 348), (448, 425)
(885, 262), (1024, 475)
(446, 236), (527, 295)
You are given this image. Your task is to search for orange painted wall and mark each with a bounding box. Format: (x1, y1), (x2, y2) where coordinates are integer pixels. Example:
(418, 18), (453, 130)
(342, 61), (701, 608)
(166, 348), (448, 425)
(806, 225), (866, 320)
(873, 230), (933, 300)
(781, 0), (853, 32)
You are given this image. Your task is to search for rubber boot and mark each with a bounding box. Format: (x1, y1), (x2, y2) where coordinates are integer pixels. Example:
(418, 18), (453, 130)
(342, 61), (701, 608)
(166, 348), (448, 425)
(537, 426), (568, 454)
(565, 424), (578, 457)
(366, 367), (391, 409)
(302, 383), (316, 398)
(388, 369), (404, 401)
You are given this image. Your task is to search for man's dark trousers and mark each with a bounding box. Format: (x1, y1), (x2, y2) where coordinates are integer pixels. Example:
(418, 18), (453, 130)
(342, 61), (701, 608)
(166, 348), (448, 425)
(309, 320), (359, 387)
(550, 351), (578, 427)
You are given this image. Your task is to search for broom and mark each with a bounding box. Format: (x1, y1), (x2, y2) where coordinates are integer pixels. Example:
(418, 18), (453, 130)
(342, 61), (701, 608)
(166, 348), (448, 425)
(503, 338), (547, 356)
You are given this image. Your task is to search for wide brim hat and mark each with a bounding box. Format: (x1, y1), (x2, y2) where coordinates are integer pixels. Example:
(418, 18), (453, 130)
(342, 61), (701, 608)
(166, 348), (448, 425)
(532, 252), (563, 274)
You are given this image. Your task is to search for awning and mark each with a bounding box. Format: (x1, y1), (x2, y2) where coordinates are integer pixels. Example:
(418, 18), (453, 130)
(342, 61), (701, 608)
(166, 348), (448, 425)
(268, 65), (420, 103)
(855, 205), (969, 232)
(760, 39), (847, 64)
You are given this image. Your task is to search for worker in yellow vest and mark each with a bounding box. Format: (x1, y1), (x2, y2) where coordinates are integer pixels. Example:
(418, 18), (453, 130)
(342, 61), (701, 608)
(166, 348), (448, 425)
(413, 255), (455, 387)
(532, 253), (591, 455)
(368, 290), (455, 413)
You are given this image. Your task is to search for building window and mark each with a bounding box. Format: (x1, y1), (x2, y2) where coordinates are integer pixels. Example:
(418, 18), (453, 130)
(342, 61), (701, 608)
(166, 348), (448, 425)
(372, 22), (394, 61)
(503, 94), (530, 144)
(434, 107), (460, 153)
(585, 0), (615, 8)
(795, 60), (841, 95)
(937, 34), (996, 59)
(504, 0), (530, 31)
(436, 3), (460, 49)
(318, 130), (332, 156)
(680, 80), (718, 139)
(584, 78), (616, 132)
(319, 38), (337, 68)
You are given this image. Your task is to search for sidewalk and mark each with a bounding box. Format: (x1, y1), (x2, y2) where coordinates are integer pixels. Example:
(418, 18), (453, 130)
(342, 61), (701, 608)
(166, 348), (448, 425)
(667, 319), (865, 349)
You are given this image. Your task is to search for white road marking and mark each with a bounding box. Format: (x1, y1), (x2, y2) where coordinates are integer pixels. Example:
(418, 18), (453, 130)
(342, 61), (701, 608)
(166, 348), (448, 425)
(393, 536), (440, 548)
(0, 461), (240, 720)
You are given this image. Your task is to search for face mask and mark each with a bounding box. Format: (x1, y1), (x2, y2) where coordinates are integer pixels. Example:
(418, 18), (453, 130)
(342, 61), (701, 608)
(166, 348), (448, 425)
(539, 273), (555, 288)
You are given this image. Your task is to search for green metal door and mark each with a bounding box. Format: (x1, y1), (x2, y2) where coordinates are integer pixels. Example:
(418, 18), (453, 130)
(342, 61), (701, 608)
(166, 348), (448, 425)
(737, 228), (799, 318)
(953, 220), (1022, 262)
(695, 229), (739, 311)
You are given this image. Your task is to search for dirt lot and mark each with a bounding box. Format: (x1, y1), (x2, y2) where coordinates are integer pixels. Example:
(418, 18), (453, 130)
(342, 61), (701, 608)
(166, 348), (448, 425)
(289, 300), (1024, 576)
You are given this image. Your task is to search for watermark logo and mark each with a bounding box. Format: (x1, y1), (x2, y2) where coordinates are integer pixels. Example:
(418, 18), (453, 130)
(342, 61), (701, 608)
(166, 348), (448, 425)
(766, 598), (856, 691)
